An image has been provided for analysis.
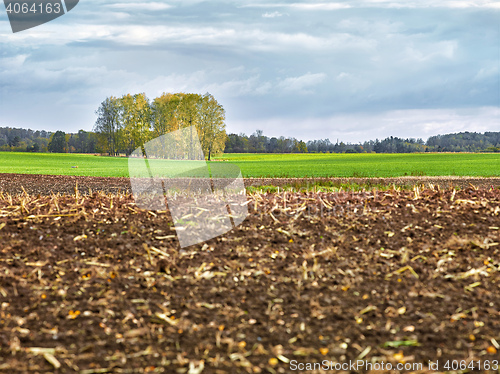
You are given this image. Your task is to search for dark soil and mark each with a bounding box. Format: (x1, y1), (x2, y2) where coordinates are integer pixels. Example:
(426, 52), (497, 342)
(0, 174), (499, 373)
(1, 173), (500, 195)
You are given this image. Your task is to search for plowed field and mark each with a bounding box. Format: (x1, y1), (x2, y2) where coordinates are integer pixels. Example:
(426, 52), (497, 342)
(0, 174), (499, 373)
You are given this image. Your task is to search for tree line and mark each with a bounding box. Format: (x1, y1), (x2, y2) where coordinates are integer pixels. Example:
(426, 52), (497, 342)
(0, 127), (98, 153)
(225, 130), (308, 153)
(225, 131), (500, 153)
(93, 92), (226, 160)
(0, 127), (51, 152)
(427, 132), (500, 153)
(1, 123), (499, 155)
(46, 130), (98, 153)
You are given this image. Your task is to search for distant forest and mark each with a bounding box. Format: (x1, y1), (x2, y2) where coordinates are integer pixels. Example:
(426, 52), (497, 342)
(0, 127), (96, 153)
(224, 131), (500, 153)
(1, 126), (499, 154)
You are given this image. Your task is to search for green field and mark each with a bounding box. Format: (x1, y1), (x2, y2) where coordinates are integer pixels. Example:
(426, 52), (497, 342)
(0, 152), (499, 178)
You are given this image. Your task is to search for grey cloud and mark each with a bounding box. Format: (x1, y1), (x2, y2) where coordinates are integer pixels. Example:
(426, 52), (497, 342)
(0, 0), (498, 142)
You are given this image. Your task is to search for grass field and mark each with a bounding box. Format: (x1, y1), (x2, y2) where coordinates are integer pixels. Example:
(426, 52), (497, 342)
(0, 152), (499, 178)
(221, 153), (500, 178)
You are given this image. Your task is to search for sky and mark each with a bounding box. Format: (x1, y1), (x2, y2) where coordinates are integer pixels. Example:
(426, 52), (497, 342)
(0, 0), (499, 143)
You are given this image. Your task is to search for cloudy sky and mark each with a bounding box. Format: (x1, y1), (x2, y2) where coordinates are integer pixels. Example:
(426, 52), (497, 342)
(0, 0), (499, 142)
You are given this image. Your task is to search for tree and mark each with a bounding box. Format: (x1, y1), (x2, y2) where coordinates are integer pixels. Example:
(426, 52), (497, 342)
(296, 140), (308, 153)
(224, 133), (249, 153)
(249, 130), (267, 153)
(48, 131), (67, 153)
(26, 143), (40, 152)
(151, 93), (181, 138)
(93, 96), (121, 155)
(92, 92), (231, 158)
(130, 93), (152, 154)
(8, 135), (20, 148)
(267, 137), (278, 153)
(198, 93), (227, 161)
(117, 93), (151, 155)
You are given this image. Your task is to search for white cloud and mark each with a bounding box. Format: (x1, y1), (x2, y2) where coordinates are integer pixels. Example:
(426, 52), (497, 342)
(355, 0), (500, 8)
(403, 40), (458, 62)
(243, 2), (350, 10)
(277, 72), (327, 93)
(203, 75), (270, 96)
(424, 0), (500, 8)
(336, 72), (350, 80)
(243, 0), (500, 9)
(474, 63), (499, 80)
(1, 21), (377, 53)
(289, 3), (351, 10)
(106, 2), (172, 11)
(0, 54), (28, 69)
(262, 11), (285, 18)
(109, 11), (132, 20)
(200, 72), (328, 97)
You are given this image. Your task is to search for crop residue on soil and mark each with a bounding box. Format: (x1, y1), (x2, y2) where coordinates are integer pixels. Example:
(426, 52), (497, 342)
(0, 186), (499, 373)
(1, 173), (500, 196)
